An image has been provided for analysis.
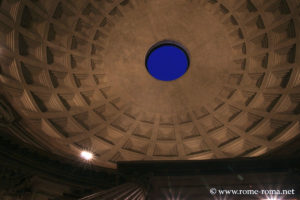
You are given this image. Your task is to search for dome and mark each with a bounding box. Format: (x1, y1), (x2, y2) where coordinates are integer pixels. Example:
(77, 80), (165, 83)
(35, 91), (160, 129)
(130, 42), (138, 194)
(0, 0), (299, 169)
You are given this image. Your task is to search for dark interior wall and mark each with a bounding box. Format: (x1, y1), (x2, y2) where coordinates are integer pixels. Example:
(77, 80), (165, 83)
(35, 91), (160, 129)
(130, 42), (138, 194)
(0, 127), (119, 200)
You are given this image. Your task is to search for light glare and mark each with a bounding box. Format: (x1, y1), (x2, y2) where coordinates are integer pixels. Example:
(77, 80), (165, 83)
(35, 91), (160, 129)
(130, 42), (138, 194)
(261, 197), (282, 200)
(80, 151), (93, 160)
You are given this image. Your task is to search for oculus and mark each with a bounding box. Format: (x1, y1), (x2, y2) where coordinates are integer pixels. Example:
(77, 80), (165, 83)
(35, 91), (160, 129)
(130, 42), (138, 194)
(145, 41), (189, 81)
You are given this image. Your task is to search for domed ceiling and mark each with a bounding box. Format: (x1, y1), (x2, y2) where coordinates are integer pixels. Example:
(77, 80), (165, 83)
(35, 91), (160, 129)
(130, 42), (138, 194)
(0, 0), (299, 168)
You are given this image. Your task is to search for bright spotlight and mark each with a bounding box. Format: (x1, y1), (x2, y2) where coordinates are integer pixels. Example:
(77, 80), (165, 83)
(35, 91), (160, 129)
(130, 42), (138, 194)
(80, 151), (94, 161)
(261, 197), (282, 200)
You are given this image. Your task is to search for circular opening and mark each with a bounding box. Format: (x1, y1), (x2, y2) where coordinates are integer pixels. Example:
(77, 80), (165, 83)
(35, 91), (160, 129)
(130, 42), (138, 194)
(146, 41), (189, 81)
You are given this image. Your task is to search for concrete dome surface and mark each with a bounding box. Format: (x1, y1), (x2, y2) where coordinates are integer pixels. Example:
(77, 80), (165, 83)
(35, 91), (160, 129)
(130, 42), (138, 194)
(0, 0), (299, 168)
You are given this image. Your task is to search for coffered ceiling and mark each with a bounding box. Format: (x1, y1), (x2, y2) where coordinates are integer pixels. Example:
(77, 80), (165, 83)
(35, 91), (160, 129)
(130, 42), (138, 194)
(0, 0), (299, 168)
